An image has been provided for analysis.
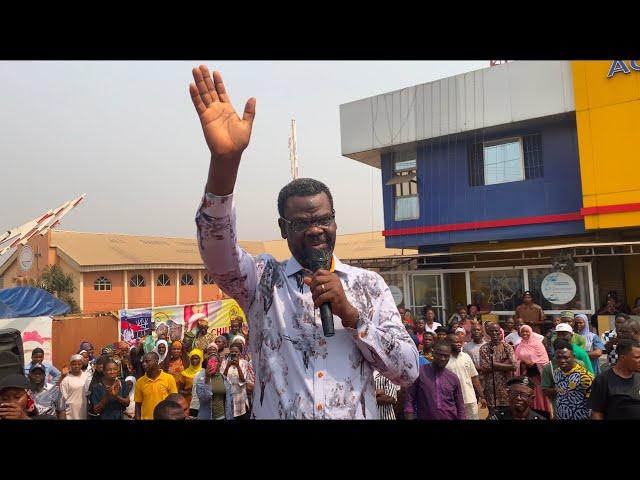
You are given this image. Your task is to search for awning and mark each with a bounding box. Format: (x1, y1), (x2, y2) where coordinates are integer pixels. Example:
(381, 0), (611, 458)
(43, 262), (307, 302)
(385, 173), (416, 185)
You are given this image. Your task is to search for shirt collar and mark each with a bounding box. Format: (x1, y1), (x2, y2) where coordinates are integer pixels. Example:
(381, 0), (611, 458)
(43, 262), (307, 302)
(284, 254), (349, 277)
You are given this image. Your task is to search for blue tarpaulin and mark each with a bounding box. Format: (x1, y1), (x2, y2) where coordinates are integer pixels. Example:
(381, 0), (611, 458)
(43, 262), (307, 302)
(0, 287), (70, 319)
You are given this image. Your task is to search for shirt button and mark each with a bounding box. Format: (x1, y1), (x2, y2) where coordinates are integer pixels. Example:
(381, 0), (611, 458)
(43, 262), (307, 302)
(316, 403), (323, 411)
(317, 371), (324, 378)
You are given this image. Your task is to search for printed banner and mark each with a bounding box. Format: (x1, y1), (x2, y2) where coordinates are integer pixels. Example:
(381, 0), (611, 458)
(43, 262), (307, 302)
(119, 299), (245, 347)
(0, 316), (53, 366)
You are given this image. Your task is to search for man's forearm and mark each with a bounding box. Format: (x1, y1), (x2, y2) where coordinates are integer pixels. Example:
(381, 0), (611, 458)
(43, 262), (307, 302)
(206, 153), (241, 196)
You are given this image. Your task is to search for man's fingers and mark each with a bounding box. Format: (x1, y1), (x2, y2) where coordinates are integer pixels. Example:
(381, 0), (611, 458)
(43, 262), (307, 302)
(199, 65), (220, 103)
(189, 83), (207, 115)
(242, 98), (256, 125)
(192, 67), (213, 106)
(212, 71), (232, 104)
(313, 291), (335, 308)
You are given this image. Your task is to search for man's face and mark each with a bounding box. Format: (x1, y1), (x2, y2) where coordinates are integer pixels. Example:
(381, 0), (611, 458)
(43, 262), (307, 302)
(28, 369), (45, 386)
(509, 385), (534, 413)
(169, 324), (182, 342)
(32, 352), (44, 364)
(515, 318), (525, 329)
(458, 309), (467, 321)
(523, 294), (533, 305)
(214, 337), (225, 352)
(620, 347), (640, 372)
(469, 305), (478, 315)
(487, 323), (501, 343)
(556, 348), (575, 372)
(505, 318), (515, 331)
(552, 317), (561, 327)
(433, 344), (451, 369)
(557, 331), (573, 342)
(448, 335), (462, 354)
(278, 192), (336, 270)
(416, 319), (426, 332)
(0, 387), (28, 409)
(176, 397), (189, 417)
(471, 324), (483, 342)
(426, 310), (436, 322)
(561, 317), (574, 328)
(170, 344), (182, 358)
(230, 318), (242, 333)
(142, 354), (158, 373)
(423, 333), (434, 349)
(615, 317), (626, 331)
(436, 331), (447, 341)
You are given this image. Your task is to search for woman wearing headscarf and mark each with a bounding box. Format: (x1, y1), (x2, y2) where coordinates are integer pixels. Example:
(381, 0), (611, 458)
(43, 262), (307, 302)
(78, 341), (95, 363)
(176, 348), (203, 409)
(574, 313), (605, 374)
(195, 349), (233, 420)
(160, 340), (188, 377)
(153, 339), (169, 366)
(60, 354), (89, 420)
(514, 325), (552, 418)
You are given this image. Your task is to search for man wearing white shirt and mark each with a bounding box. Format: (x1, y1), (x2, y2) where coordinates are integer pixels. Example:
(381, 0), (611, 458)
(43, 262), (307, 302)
(446, 334), (486, 419)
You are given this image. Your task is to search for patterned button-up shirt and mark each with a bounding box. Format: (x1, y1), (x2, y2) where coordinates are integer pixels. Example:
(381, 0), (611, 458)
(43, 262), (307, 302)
(196, 193), (419, 419)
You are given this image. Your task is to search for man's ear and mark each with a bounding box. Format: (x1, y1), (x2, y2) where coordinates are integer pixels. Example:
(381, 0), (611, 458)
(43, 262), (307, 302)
(278, 218), (288, 239)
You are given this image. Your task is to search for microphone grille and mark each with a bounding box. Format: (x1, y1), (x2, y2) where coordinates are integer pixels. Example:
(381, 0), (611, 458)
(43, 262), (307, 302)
(307, 248), (330, 272)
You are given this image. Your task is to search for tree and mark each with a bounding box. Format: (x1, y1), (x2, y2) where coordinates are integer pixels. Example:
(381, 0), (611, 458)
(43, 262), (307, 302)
(39, 265), (80, 314)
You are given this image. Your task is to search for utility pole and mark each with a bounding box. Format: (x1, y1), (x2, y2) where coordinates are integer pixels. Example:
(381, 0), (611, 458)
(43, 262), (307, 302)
(288, 118), (299, 180)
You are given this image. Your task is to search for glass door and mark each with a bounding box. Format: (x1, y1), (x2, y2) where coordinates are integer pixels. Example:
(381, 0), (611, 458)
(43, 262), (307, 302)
(409, 274), (445, 323)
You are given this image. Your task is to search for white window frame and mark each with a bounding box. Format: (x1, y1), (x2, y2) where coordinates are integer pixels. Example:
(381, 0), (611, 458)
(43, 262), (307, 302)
(380, 262), (595, 316)
(391, 150), (419, 222)
(93, 276), (112, 291)
(130, 274), (145, 288)
(180, 273), (194, 286)
(482, 137), (525, 186)
(203, 272), (214, 285)
(157, 273), (171, 287)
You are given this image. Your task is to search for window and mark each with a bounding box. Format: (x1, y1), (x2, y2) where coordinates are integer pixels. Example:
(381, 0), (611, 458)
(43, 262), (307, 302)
(387, 149), (419, 221)
(157, 273), (171, 287)
(483, 138), (524, 185)
(94, 276), (112, 291)
(469, 269), (524, 312)
(526, 266), (591, 311)
(180, 273), (194, 286)
(203, 272), (214, 285)
(130, 274), (145, 287)
(468, 134), (543, 186)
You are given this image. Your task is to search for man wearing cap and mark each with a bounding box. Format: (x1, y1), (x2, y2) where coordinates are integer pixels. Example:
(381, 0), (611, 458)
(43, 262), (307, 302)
(552, 322), (593, 374)
(194, 317), (218, 352)
(28, 363), (66, 419)
(487, 376), (546, 420)
(515, 291), (545, 334)
(0, 374), (58, 420)
(23, 347), (61, 385)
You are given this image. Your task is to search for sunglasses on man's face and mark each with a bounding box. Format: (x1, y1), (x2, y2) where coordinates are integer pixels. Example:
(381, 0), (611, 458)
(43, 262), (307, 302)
(280, 213), (335, 234)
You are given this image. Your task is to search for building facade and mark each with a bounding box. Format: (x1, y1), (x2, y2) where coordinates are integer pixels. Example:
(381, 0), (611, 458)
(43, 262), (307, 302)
(340, 60), (640, 324)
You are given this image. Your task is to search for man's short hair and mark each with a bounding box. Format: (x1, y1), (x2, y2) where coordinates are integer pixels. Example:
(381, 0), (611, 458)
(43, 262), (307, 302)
(277, 178), (334, 217)
(32, 348), (44, 356)
(166, 393), (186, 404)
(145, 351), (159, 362)
(553, 339), (573, 352)
(435, 326), (448, 334)
(153, 400), (185, 420)
(616, 338), (640, 358)
(433, 339), (452, 351)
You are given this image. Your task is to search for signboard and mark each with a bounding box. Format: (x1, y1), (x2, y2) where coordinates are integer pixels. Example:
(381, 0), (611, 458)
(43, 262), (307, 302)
(389, 285), (403, 306)
(540, 272), (577, 305)
(0, 316), (53, 365)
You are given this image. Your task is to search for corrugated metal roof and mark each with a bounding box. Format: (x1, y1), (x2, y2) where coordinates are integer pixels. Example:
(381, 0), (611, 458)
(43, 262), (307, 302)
(49, 230), (414, 267)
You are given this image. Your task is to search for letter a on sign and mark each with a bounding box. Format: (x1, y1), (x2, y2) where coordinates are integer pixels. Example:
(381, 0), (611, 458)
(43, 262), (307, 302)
(608, 60), (631, 78)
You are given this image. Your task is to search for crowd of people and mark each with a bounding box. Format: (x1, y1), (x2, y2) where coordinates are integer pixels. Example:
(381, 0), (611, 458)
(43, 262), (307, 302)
(388, 291), (640, 420)
(1, 290), (639, 421)
(0, 315), (254, 420)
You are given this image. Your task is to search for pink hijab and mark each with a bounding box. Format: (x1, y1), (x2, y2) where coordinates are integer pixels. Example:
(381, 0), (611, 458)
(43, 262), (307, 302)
(515, 325), (549, 371)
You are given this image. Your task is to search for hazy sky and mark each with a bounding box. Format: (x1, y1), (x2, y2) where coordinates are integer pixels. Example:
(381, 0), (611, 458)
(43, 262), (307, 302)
(0, 61), (488, 242)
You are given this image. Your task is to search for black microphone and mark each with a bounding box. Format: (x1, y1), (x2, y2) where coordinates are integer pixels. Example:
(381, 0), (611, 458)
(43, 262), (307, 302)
(308, 249), (335, 337)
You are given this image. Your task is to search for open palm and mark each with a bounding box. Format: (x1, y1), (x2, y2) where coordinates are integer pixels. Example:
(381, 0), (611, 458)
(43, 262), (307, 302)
(189, 65), (256, 157)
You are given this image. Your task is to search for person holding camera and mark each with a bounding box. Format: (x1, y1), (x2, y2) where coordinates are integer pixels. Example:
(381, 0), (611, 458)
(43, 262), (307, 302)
(222, 344), (251, 419)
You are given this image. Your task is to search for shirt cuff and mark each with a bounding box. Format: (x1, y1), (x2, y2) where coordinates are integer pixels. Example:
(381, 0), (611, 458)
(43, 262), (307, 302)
(199, 191), (234, 217)
(345, 312), (367, 338)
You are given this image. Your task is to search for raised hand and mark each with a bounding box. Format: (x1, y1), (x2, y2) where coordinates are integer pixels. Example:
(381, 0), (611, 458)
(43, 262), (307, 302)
(189, 65), (256, 159)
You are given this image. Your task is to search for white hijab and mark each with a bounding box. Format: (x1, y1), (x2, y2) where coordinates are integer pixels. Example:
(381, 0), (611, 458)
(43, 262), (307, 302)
(153, 340), (169, 364)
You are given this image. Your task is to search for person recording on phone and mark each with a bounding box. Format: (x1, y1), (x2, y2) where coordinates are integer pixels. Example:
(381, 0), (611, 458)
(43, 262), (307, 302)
(191, 65), (418, 419)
